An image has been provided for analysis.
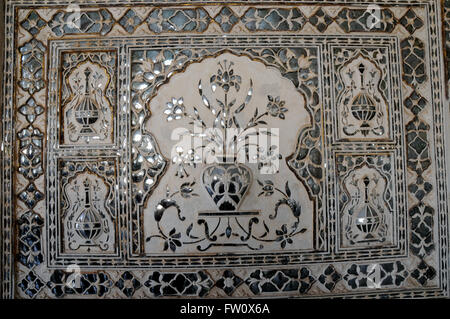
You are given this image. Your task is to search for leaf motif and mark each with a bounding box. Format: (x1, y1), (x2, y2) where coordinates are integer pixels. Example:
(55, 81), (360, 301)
(180, 182), (189, 188)
(199, 80), (212, 110)
(225, 225), (232, 238)
(216, 99), (225, 110)
(285, 181), (291, 197)
(202, 95), (210, 109)
(259, 221), (269, 238)
(233, 115), (240, 128)
(235, 103), (245, 114)
(186, 223), (193, 235)
(140, 59), (154, 73)
(246, 80), (253, 102)
(172, 232), (181, 239)
(263, 221), (269, 233)
(213, 110), (222, 129)
(154, 206), (164, 222)
(198, 80), (203, 95)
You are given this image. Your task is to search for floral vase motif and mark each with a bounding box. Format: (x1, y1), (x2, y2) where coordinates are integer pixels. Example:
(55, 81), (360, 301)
(349, 63), (377, 136)
(201, 161), (252, 211)
(74, 178), (103, 243)
(354, 176), (381, 237)
(74, 67), (100, 135)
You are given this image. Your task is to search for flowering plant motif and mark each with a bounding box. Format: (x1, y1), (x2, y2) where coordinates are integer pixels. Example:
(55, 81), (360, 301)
(164, 97), (185, 121)
(276, 224), (294, 248)
(163, 59), (287, 177)
(258, 180), (274, 197)
(210, 60), (242, 93)
(164, 228), (182, 252)
(267, 95), (288, 119)
(179, 181), (198, 199)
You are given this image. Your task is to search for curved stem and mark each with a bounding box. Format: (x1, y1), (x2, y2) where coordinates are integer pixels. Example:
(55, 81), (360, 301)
(147, 234), (166, 241)
(274, 187), (289, 198)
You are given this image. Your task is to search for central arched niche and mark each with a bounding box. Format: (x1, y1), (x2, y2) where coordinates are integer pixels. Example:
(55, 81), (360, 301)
(143, 52), (314, 254)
